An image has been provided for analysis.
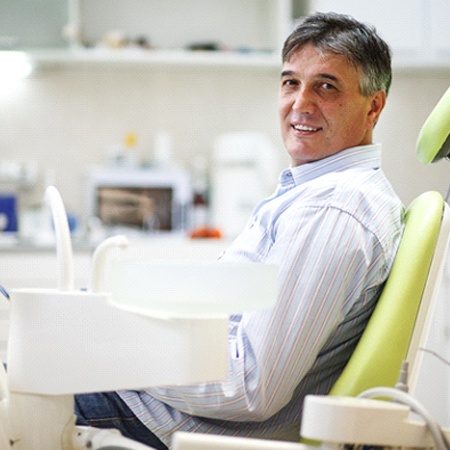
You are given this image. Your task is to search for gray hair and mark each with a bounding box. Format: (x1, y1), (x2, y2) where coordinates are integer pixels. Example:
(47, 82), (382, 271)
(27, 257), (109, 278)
(282, 12), (392, 96)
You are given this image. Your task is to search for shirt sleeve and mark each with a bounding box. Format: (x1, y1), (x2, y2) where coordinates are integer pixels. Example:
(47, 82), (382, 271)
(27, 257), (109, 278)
(144, 205), (382, 421)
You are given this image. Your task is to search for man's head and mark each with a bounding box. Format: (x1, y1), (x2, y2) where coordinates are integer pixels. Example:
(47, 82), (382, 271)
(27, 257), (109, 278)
(279, 12), (392, 167)
(282, 12), (392, 97)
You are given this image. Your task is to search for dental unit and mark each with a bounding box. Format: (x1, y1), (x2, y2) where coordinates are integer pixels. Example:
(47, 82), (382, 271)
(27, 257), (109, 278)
(0, 185), (278, 449)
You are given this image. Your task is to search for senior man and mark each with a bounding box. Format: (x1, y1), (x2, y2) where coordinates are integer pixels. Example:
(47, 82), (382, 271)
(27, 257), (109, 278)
(75, 12), (404, 449)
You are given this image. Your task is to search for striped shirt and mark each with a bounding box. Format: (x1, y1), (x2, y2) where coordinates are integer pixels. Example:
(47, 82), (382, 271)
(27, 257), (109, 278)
(118, 143), (404, 446)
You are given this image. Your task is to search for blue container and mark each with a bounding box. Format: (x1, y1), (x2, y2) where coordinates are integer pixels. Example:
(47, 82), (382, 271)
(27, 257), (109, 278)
(0, 195), (18, 232)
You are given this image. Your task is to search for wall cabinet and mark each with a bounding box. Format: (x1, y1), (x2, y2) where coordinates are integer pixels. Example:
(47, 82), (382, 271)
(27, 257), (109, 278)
(0, 0), (68, 49)
(77, 0), (289, 53)
(1, 0), (449, 71)
(65, 0), (293, 70)
(310, 0), (450, 70)
(430, 0), (450, 57)
(1, 0), (307, 71)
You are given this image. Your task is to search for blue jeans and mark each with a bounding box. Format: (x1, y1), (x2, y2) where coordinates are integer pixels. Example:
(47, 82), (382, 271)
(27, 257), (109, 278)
(74, 392), (168, 449)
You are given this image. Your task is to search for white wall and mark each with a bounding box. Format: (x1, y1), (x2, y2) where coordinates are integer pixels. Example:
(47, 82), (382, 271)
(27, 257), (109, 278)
(0, 66), (449, 220)
(376, 72), (450, 205)
(0, 67), (283, 218)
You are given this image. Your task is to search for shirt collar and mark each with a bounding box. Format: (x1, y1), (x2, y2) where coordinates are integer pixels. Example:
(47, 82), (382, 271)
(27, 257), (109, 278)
(280, 144), (382, 187)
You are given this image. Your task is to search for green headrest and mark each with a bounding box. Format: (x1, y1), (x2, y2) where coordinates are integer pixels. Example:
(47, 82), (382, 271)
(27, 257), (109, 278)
(416, 86), (450, 164)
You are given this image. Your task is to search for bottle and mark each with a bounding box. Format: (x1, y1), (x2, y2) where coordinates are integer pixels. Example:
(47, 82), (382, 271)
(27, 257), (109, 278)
(123, 131), (138, 166)
(107, 131), (138, 166)
(189, 155), (221, 239)
(153, 131), (174, 168)
(191, 155), (209, 230)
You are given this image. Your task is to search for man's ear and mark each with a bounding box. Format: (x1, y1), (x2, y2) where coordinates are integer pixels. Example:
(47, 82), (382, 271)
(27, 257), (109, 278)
(367, 90), (387, 128)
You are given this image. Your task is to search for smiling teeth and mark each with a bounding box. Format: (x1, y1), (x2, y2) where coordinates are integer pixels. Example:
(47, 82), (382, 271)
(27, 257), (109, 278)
(294, 124), (319, 131)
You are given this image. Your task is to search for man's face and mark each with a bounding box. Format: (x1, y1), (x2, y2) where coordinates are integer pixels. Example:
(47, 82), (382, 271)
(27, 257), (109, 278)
(278, 44), (386, 167)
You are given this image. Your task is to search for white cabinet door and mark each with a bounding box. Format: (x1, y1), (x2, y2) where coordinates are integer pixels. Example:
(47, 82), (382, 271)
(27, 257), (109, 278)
(430, 0), (450, 56)
(310, 0), (423, 56)
(310, 0), (450, 67)
(77, 0), (285, 52)
(0, 0), (69, 49)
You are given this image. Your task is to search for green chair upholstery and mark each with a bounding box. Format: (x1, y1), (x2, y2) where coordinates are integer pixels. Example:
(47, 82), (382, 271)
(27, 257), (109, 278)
(417, 86), (450, 164)
(328, 190), (448, 397)
(329, 85), (450, 397)
(416, 86), (450, 202)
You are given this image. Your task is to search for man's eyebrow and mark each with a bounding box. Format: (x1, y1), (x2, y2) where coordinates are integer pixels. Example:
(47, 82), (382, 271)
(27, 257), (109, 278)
(317, 73), (340, 83)
(280, 70), (341, 84)
(280, 70), (295, 78)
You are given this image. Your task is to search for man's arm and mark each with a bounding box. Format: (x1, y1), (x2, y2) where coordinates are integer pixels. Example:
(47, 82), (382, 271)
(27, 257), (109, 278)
(144, 206), (382, 421)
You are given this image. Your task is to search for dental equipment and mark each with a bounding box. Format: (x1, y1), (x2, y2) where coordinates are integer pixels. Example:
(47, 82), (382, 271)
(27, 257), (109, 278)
(1, 185), (279, 450)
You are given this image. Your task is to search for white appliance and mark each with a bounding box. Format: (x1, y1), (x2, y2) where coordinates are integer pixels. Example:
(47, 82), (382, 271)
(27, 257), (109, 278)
(85, 166), (191, 233)
(211, 132), (278, 238)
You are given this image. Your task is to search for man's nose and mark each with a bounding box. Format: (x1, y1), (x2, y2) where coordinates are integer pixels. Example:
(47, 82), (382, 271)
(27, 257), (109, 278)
(292, 87), (315, 113)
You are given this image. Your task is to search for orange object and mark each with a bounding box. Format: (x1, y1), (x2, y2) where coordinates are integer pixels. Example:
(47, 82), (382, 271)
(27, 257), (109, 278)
(189, 226), (222, 239)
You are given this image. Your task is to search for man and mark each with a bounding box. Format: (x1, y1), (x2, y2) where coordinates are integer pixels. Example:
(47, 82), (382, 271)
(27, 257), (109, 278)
(75, 12), (404, 449)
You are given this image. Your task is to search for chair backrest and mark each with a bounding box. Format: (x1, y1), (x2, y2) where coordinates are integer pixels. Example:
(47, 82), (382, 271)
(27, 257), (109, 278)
(328, 190), (450, 397)
(416, 86), (450, 164)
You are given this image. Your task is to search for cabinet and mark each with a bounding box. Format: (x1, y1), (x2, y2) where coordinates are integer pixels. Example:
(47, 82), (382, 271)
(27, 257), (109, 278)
(2, 0), (449, 71)
(1, 0), (308, 71)
(310, 0), (450, 70)
(76, 0), (288, 53)
(430, 0), (450, 57)
(0, 0), (68, 49)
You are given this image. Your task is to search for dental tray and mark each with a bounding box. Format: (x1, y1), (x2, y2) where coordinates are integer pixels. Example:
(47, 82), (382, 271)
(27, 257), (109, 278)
(106, 260), (279, 318)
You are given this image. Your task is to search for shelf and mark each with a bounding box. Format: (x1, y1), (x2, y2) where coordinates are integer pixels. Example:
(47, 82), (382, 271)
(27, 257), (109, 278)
(15, 48), (450, 74)
(3, 47), (450, 78)
(13, 48), (282, 72)
(4, 0), (450, 75)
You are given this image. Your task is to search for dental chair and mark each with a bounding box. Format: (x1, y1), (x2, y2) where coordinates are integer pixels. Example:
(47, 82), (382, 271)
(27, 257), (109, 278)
(172, 87), (450, 450)
(172, 194), (450, 450)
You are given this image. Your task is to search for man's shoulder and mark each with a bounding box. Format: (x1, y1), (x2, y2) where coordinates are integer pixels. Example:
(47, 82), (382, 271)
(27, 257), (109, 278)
(292, 167), (403, 232)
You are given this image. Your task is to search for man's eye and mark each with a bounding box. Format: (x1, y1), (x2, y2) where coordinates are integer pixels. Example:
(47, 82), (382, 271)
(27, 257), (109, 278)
(321, 82), (336, 90)
(282, 79), (297, 87)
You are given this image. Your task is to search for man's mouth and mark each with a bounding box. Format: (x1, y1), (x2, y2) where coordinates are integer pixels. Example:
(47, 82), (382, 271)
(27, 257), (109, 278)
(293, 124), (321, 132)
